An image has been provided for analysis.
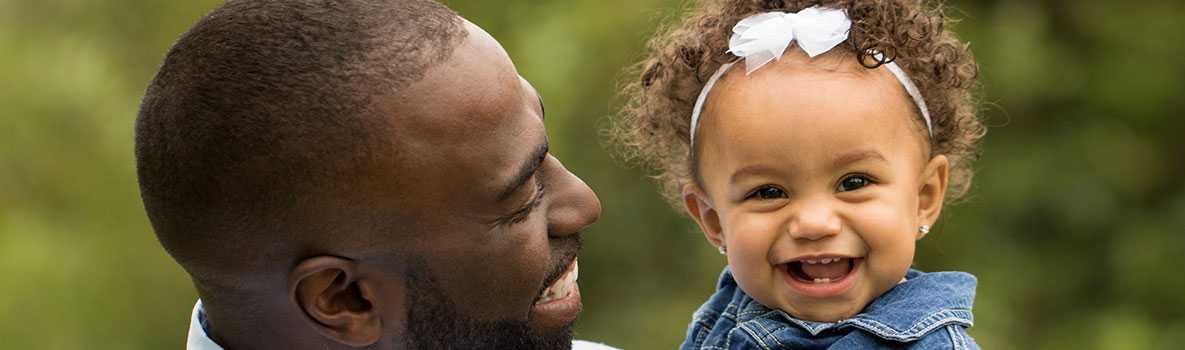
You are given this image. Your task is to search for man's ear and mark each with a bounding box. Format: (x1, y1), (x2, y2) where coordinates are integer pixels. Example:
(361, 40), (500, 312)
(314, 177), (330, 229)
(289, 256), (382, 347)
(683, 183), (725, 251)
(917, 155), (950, 239)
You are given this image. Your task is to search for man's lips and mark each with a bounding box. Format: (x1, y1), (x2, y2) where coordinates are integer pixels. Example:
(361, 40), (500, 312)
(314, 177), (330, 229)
(528, 236), (582, 330)
(538, 256), (575, 298)
(535, 237), (582, 302)
(529, 259), (581, 331)
(536, 259), (579, 304)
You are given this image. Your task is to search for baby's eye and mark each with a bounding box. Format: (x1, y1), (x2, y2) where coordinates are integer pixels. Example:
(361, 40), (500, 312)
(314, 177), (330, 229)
(837, 175), (873, 192)
(746, 185), (788, 200)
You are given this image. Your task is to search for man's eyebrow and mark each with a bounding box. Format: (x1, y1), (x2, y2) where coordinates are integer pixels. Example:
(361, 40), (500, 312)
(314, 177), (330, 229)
(497, 139), (549, 202)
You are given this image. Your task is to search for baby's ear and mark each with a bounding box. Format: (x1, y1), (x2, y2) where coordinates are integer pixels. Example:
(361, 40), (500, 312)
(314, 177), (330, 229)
(917, 155), (950, 239)
(683, 183), (725, 249)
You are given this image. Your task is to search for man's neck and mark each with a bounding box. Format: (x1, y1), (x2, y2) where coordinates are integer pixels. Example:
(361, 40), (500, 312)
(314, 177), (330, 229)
(201, 301), (308, 350)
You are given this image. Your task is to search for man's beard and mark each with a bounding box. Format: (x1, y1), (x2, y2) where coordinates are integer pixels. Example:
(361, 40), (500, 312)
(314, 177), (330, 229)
(402, 260), (575, 350)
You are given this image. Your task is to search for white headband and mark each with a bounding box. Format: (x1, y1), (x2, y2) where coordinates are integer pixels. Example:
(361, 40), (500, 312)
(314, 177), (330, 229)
(689, 6), (933, 146)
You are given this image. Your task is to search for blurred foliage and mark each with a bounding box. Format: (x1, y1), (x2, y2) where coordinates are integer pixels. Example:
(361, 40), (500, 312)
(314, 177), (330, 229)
(2, 0), (1183, 349)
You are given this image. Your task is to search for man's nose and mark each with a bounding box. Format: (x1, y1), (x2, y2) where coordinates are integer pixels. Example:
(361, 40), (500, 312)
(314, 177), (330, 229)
(546, 157), (601, 237)
(787, 199), (842, 241)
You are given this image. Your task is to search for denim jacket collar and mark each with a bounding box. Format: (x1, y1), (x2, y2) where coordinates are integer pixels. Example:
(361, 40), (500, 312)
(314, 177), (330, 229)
(730, 268), (976, 343)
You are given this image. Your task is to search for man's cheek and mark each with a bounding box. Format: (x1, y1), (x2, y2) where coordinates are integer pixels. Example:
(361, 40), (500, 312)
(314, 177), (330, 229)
(446, 229), (549, 321)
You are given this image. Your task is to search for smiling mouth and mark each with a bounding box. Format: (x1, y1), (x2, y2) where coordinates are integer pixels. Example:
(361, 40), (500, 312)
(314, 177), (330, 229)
(528, 236), (583, 330)
(780, 256), (862, 298)
(529, 259), (582, 331)
(786, 257), (856, 284)
(536, 259), (578, 304)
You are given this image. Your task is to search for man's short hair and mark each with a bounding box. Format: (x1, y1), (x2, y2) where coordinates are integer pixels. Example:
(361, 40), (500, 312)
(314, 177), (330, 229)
(135, 0), (467, 287)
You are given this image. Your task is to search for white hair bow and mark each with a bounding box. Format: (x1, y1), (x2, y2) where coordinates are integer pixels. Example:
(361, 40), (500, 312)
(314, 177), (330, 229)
(689, 6), (933, 146)
(728, 7), (852, 74)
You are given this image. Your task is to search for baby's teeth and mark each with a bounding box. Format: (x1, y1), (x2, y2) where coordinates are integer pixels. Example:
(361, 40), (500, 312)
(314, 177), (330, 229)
(813, 278), (831, 284)
(804, 257), (849, 265)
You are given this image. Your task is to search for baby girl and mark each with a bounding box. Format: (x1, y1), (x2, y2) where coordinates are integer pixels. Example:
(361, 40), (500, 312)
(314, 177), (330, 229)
(612, 1), (985, 348)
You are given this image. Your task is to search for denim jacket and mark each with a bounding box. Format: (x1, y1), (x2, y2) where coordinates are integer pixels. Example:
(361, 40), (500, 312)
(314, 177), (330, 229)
(680, 268), (979, 350)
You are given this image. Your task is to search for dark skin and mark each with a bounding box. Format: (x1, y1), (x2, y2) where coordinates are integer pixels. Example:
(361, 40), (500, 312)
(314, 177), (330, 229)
(204, 20), (601, 349)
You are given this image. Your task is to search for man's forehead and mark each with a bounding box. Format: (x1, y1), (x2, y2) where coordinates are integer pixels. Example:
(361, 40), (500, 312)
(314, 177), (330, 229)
(369, 18), (545, 206)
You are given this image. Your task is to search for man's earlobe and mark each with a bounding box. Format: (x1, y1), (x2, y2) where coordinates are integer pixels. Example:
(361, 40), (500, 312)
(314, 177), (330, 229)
(683, 183), (725, 251)
(290, 256), (382, 347)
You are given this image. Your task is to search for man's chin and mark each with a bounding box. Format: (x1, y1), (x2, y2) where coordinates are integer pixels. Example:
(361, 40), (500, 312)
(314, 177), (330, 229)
(408, 317), (574, 350)
(406, 267), (577, 350)
(524, 324), (575, 350)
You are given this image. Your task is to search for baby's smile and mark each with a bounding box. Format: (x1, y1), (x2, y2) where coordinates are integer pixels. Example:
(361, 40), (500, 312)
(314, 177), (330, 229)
(787, 257), (854, 283)
(780, 256), (863, 299)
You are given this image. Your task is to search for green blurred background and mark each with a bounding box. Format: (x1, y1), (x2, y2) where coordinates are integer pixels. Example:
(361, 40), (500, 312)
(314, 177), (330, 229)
(2, 0), (1183, 349)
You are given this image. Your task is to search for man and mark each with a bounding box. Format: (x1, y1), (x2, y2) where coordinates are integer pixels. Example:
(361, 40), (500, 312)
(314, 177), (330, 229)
(135, 0), (612, 349)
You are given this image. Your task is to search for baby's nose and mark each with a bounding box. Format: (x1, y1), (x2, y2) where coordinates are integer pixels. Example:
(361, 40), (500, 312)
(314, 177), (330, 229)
(787, 204), (842, 240)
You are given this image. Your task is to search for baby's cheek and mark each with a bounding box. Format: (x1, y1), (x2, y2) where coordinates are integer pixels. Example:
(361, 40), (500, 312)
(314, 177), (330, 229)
(724, 211), (783, 303)
(725, 212), (782, 260)
(850, 200), (917, 287)
(850, 197), (915, 243)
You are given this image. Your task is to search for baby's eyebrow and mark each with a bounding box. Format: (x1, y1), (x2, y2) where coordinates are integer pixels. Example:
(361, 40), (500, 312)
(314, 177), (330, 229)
(830, 150), (888, 169)
(729, 164), (781, 185)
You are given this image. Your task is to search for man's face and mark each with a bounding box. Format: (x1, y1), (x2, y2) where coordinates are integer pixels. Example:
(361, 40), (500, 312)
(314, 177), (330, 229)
(367, 20), (601, 349)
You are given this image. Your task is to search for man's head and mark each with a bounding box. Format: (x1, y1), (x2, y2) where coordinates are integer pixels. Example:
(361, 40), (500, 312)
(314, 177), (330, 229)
(135, 1), (601, 349)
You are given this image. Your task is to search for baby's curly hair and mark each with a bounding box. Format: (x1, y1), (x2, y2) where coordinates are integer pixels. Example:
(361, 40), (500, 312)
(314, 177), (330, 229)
(610, 0), (984, 207)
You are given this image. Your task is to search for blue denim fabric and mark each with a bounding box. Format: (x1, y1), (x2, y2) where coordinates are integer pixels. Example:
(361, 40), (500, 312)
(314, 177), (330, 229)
(680, 268), (979, 350)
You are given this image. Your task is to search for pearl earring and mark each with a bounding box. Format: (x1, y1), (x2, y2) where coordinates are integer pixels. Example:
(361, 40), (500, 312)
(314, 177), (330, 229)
(919, 225), (931, 235)
(718, 246), (727, 255)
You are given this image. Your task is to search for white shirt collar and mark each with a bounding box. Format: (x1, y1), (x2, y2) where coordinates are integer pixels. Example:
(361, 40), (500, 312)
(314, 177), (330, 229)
(186, 300), (618, 350)
(187, 300), (225, 350)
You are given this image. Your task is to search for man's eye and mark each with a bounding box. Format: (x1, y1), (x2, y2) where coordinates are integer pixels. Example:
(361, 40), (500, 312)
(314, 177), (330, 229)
(746, 186), (788, 200)
(837, 175), (873, 192)
(505, 178), (545, 225)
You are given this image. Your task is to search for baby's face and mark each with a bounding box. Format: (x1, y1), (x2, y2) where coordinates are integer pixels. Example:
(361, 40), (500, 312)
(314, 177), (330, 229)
(688, 52), (947, 322)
